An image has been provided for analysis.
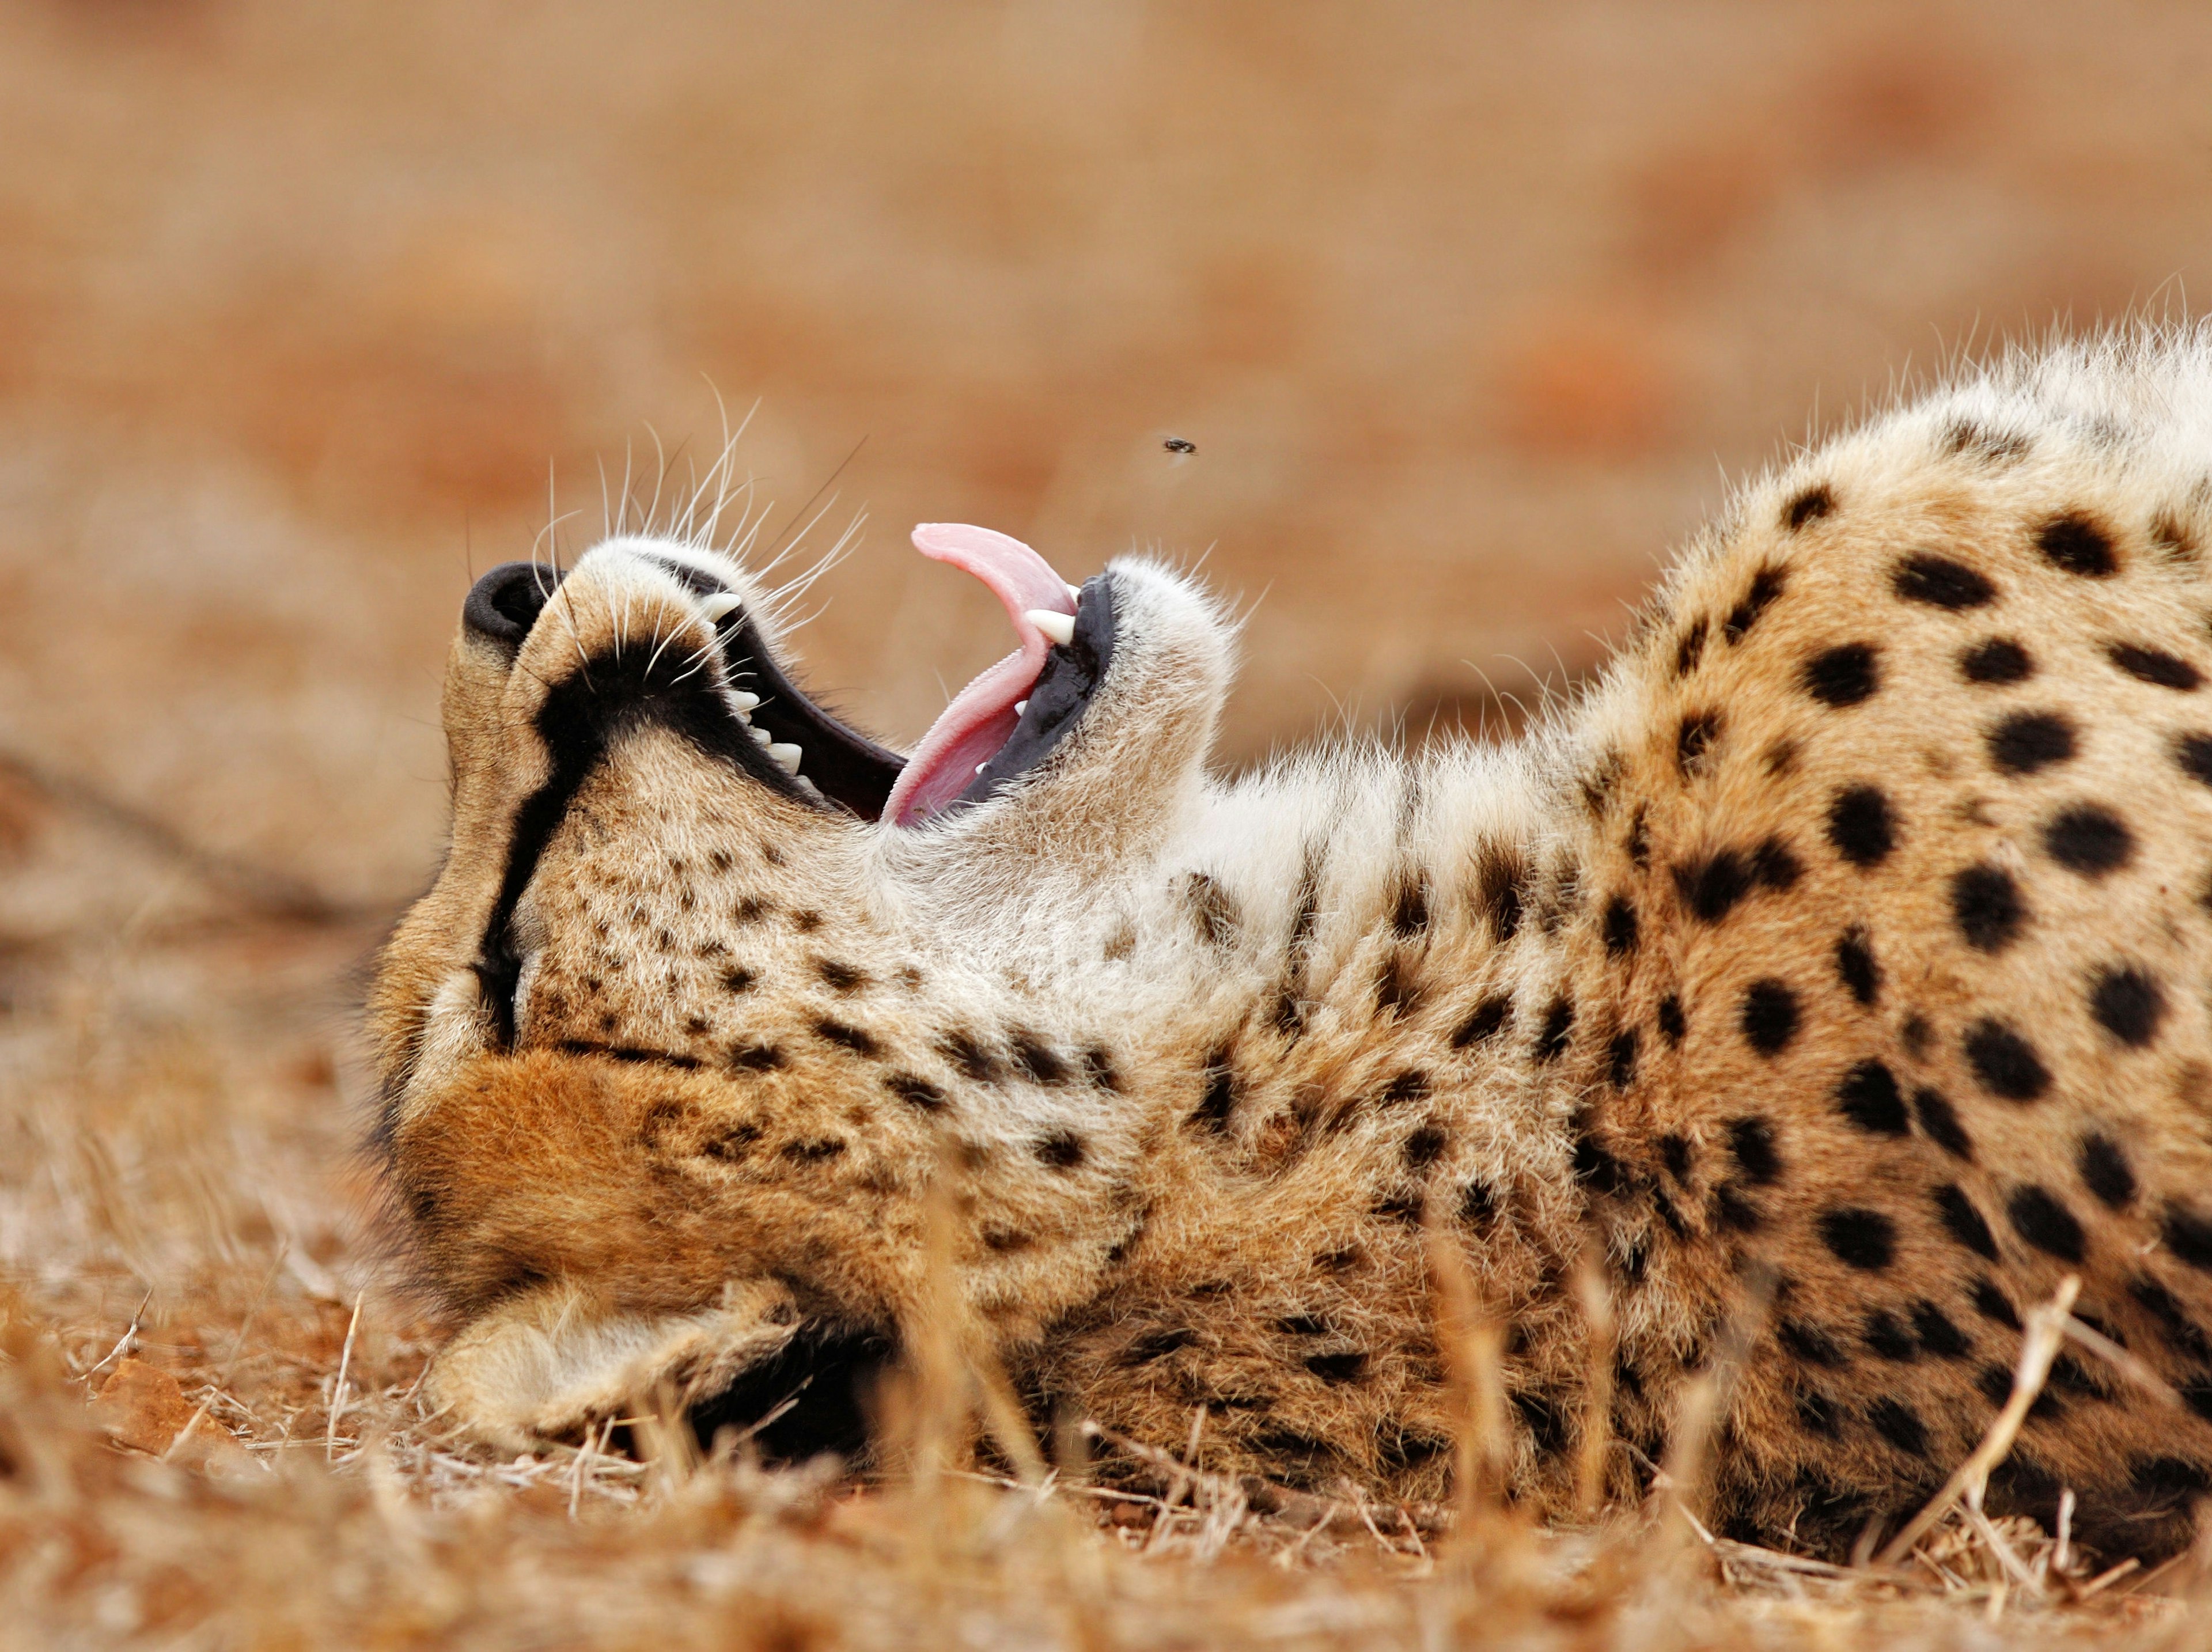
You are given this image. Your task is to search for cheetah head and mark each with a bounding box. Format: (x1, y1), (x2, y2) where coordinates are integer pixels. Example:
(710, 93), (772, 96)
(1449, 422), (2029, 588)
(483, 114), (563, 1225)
(365, 524), (1233, 1451)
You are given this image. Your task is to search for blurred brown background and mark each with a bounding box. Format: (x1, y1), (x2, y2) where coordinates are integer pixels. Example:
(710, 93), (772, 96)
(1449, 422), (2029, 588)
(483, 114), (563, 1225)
(3, 0), (2211, 928)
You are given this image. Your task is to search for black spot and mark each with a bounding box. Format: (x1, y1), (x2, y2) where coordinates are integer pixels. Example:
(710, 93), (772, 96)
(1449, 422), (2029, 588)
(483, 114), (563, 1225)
(1977, 1362), (2022, 1411)
(1373, 1192), (1426, 1226)
(1452, 995), (1513, 1048)
(1834, 929), (1880, 1006)
(1380, 1069), (1430, 1105)
(1657, 995), (1686, 1045)
(728, 1041), (786, 1072)
(938, 1030), (1004, 1083)
(1533, 996), (1575, 1063)
(1607, 1028), (1641, 1088)
(1911, 1088), (1973, 1160)
(1602, 895), (1639, 957)
(1626, 806), (1650, 867)
(1675, 617), (1710, 677)
(1825, 785), (1897, 867)
(1169, 871), (1248, 955)
(813, 958), (869, 992)
(1403, 1124), (1448, 1169)
(2167, 1206), (2212, 1272)
(1862, 1310), (1919, 1362)
(2008, 1185), (2087, 1263)
(1780, 1320), (1847, 1366)
(1962, 636), (2033, 684)
(1659, 1134), (1693, 1181)
(1893, 553), (1995, 609)
(1010, 1030), (1072, 1085)
(1677, 710), (1722, 775)
(1951, 863), (2028, 953)
(1652, 1188), (1690, 1238)
(2107, 642), (2202, 691)
(1304, 1350), (1367, 1385)
(790, 908), (821, 933)
(1986, 710), (2076, 775)
(1727, 1116), (1783, 1185)
(1835, 1060), (1907, 1135)
(982, 1227), (1034, 1253)
(1750, 836), (1803, 891)
(1189, 1059), (1238, 1134)
(2037, 512), (2119, 578)
(1867, 1397), (1929, 1457)
(2073, 1132), (2135, 1213)
(1900, 1014), (1933, 1059)
(779, 1138), (846, 1164)
(1794, 1389), (1844, 1437)
(1936, 1184), (2000, 1260)
(2176, 733), (2212, 787)
(1275, 1314), (1330, 1337)
(1724, 565), (1787, 642)
(2089, 964), (2166, 1047)
(1673, 848), (1754, 923)
(1911, 1301), (1972, 1361)
(884, 1072), (948, 1112)
(814, 1019), (881, 1058)
(1803, 643), (1881, 707)
(1784, 485), (1836, 530)
(2134, 1457), (2212, 1510)
(1374, 952), (1424, 1019)
(1940, 419), (2032, 463)
(2043, 804), (2134, 877)
(1712, 1181), (1764, 1232)
(1573, 1124), (1622, 1196)
(1964, 1020), (2050, 1101)
(1390, 875), (1431, 939)
(1972, 1279), (2020, 1328)
(1819, 1207), (1897, 1271)
(1082, 1047), (1122, 1092)
(2131, 1275), (2212, 1362)
(1512, 1391), (1569, 1456)
(1123, 1328), (1196, 1364)
(722, 966), (757, 994)
(1475, 848), (1527, 942)
(1035, 1130), (1086, 1169)
(1738, 979), (1800, 1055)
(1457, 1180), (1498, 1229)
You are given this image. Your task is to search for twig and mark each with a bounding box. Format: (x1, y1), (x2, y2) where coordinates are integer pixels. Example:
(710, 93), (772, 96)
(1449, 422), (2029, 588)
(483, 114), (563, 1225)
(1876, 1274), (2079, 1566)
(81, 1289), (154, 1384)
(327, 1293), (363, 1463)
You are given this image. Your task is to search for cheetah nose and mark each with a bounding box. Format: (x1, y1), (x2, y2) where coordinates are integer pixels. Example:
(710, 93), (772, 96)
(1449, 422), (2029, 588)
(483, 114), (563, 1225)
(462, 562), (563, 657)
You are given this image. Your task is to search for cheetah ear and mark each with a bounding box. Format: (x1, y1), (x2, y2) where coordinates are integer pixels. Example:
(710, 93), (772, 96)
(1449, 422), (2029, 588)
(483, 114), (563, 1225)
(425, 1278), (807, 1452)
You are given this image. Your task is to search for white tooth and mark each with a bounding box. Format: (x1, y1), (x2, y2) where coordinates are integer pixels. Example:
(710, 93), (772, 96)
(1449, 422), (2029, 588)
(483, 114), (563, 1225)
(796, 774), (823, 797)
(768, 742), (803, 774)
(1066, 583), (1082, 603)
(730, 690), (762, 711)
(1026, 609), (1075, 647)
(1014, 700), (1029, 717)
(749, 725), (772, 746)
(698, 592), (744, 621)
(976, 763), (988, 774)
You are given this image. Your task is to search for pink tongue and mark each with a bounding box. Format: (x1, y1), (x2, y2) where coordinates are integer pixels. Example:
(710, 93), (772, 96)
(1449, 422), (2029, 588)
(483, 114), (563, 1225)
(884, 524), (1079, 827)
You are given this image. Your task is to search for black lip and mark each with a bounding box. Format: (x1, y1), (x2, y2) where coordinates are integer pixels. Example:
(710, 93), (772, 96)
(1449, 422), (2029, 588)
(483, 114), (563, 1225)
(950, 572), (1116, 814)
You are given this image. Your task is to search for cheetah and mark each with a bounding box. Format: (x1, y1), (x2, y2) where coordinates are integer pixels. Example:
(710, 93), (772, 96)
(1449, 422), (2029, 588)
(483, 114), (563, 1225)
(369, 327), (2212, 1560)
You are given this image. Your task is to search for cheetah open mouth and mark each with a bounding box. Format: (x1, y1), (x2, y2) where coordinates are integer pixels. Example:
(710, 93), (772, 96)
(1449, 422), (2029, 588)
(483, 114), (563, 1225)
(701, 524), (1112, 828)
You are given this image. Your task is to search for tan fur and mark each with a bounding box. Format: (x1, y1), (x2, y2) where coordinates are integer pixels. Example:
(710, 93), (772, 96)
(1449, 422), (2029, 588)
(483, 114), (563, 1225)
(370, 328), (2212, 1558)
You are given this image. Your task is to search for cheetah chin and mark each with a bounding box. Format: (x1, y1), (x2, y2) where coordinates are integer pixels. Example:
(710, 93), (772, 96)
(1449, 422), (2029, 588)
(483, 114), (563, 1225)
(372, 325), (2212, 1561)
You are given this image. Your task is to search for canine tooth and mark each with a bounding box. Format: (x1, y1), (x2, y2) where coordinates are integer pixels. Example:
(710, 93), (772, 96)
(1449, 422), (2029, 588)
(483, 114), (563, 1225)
(767, 742), (803, 774)
(975, 763), (988, 774)
(1014, 700), (1028, 717)
(1026, 609), (1075, 647)
(730, 690), (761, 711)
(698, 592), (744, 621)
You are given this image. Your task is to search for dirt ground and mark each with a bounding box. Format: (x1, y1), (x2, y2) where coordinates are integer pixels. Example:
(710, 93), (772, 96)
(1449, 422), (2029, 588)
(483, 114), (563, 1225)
(7, 1), (2212, 1644)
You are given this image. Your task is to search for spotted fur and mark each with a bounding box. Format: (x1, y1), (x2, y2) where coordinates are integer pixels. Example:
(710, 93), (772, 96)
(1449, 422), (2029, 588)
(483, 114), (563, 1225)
(368, 327), (2212, 1559)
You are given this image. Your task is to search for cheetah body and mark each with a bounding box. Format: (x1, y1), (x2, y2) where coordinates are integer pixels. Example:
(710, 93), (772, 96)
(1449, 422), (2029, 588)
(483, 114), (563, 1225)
(369, 329), (2212, 1558)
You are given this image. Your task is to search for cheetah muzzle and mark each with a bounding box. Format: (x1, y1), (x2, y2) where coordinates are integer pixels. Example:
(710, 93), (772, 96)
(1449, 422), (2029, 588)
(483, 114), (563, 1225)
(369, 327), (2212, 1562)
